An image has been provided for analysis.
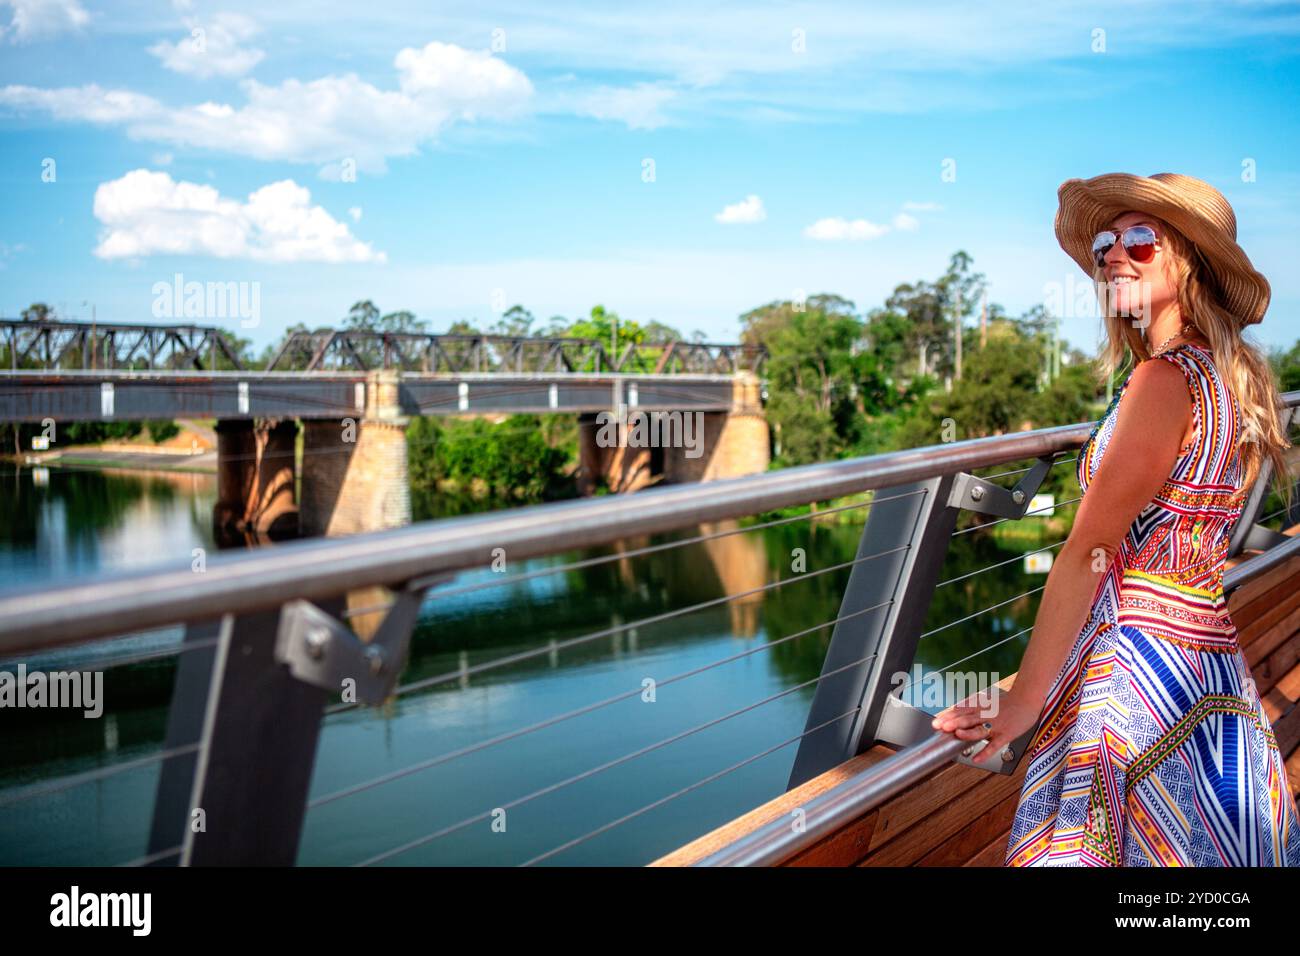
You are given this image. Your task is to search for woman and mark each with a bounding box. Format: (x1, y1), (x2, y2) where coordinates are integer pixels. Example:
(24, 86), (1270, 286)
(932, 172), (1300, 866)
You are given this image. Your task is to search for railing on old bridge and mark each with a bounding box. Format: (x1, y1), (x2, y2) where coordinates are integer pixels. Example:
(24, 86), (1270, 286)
(265, 329), (768, 375)
(0, 388), (1295, 866)
(1, 319), (768, 375)
(2, 319), (245, 372)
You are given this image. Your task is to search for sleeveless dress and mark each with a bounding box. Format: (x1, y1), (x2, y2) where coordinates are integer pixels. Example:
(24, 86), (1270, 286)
(1004, 341), (1300, 866)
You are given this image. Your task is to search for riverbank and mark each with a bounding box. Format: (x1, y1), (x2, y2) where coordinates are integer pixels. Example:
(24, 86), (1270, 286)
(2, 418), (219, 474)
(12, 447), (218, 473)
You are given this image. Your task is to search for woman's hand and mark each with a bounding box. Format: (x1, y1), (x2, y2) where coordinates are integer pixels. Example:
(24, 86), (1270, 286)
(930, 690), (1042, 764)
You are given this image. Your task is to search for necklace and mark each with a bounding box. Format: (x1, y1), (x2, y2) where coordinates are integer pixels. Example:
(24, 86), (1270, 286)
(1147, 324), (1189, 358)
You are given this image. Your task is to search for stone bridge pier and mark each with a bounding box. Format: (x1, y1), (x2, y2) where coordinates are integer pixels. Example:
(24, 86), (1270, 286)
(299, 370), (412, 537)
(213, 418), (299, 546)
(211, 370), (412, 544)
(577, 371), (769, 493)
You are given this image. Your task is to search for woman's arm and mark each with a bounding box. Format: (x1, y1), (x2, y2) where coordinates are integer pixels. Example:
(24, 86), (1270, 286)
(933, 355), (1193, 759)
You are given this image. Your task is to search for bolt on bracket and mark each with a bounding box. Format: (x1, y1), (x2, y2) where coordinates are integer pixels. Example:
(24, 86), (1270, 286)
(946, 454), (1057, 519)
(275, 576), (447, 705)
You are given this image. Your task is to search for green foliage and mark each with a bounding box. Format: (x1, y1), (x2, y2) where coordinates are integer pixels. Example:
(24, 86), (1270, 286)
(342, 301), (429, 335)
(742, 294), (907, 467)
(1271, 341), (1300, 393)
(215, 330), (254, 370)
(146, 420), (181, 443)
(554, 304), (683, 348)
(408, 414), (576, 507)
(64, 420), (144, 444)
(20, 302), (55, 322)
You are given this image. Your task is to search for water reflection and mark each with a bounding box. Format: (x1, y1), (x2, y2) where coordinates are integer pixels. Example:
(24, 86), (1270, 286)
(0, 464), (1067, 865)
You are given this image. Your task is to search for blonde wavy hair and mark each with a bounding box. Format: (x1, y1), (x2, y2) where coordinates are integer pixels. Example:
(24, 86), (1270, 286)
(1091, 215), (1293, 508)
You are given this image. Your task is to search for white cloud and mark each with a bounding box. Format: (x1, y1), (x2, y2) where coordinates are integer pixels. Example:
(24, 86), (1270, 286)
(805, 203), (929, 240)
(1, 0), (88, 43)
(149, 13), (265, 79)
(348, 206), (362, 222)
(151, 151), (174, 166)
(571, 82), (675, 130)
(92, 169), (385, 263)
(0, 240), (26, 268)
(0, 41), (534, 172)
(714, 194), (765, 224)
(0, 84), (164, 123)
(803, 217), (891, 241)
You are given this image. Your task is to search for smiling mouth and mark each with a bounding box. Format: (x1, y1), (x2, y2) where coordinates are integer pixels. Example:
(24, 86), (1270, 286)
(1109, 276), (1139, 285)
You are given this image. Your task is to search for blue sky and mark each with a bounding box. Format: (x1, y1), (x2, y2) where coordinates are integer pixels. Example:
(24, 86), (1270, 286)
(1, 0), (1298, 353)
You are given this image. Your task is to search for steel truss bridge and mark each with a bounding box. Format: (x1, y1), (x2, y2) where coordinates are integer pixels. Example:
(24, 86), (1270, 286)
(1, 320), (767, 376)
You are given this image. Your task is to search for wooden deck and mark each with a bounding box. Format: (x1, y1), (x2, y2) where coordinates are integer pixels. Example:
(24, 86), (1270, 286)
(653, 530), (1300, 866)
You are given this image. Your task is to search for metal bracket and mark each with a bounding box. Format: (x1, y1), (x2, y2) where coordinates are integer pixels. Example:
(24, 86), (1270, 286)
(275, 576), (446, 705)
(947, 455), (1056, 519)
(1239, 523), (1292, 553)
(875, 684), (1036, 776)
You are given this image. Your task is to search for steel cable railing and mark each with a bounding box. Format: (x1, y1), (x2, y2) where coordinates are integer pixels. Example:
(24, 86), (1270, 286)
(0, 488), (912, 838)
(311, 598), (896, 809)
(0, 742), (202, 810)
(334, 547), (904, 713)
(518, 705), (864, 867)
(0, 632), (222, 673)
(332, 452), (1076, 863)
(336, 487), (920, 625)
(354, 648), (883, 866)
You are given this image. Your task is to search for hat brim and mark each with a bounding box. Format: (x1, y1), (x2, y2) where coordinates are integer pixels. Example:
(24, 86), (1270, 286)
(1054, 173), (1269, 326)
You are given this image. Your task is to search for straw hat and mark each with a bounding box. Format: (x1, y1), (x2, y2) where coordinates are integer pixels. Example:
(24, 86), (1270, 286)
(1054, 172), (1270, 326)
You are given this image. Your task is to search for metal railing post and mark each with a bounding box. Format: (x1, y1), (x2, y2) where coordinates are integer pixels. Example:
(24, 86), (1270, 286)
(787, 475), (959, 789)
(147, 606), (331, 865)
(787, 453), (1057, 790)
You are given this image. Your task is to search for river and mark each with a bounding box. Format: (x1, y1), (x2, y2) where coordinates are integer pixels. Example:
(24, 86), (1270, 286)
(0, 463), (1063, 865)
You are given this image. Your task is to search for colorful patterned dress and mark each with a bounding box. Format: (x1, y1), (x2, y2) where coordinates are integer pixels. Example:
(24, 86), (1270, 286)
(1004, 341), (1300, 866)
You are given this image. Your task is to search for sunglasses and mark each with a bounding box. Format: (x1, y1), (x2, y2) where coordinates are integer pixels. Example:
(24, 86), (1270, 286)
(1091, 224), (1159, 269)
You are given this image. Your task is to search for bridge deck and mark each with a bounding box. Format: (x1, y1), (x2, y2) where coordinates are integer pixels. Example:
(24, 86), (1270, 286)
(653, 526), (1300, 866)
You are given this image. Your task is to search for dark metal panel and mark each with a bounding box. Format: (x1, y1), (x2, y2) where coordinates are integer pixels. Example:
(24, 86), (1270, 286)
(146, 618), (221, 865)
(399, 380), (461, 415)
(0, 375), (366, 422)
(629, 380), (733, 411)
(786, 475), (961, 789)
(553, 381), (618, 411)
(112, 379), (241, 420)
(176, 607), (330, 865)
(251, 380), (362, 419)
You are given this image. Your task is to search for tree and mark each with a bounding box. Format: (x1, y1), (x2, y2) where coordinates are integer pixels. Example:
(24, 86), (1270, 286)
(738, 295), (864, 467)
(883, 253), (987, 381)
(344, 300), (380, 330)
(487, 305), (536, 338)
(21, 303), (54, 322)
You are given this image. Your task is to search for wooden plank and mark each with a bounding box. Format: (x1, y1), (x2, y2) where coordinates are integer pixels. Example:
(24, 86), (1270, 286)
(648, 746), (892, 866)
(865, 761), (988, 854)
(965, 826), (1014, 867)
(1286, 748), (1300, 799)
(859, 766), (1028, 866)
(784, 809), (879, 867)
(1256, 631), (1300, 707)
(1227, 541), (1300, 647)
(1239, 590), (1300, 666)
(1271, 685), (1300, 764)
(1228, 549), (1300, 634)
(915, 792), (1019, 866)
